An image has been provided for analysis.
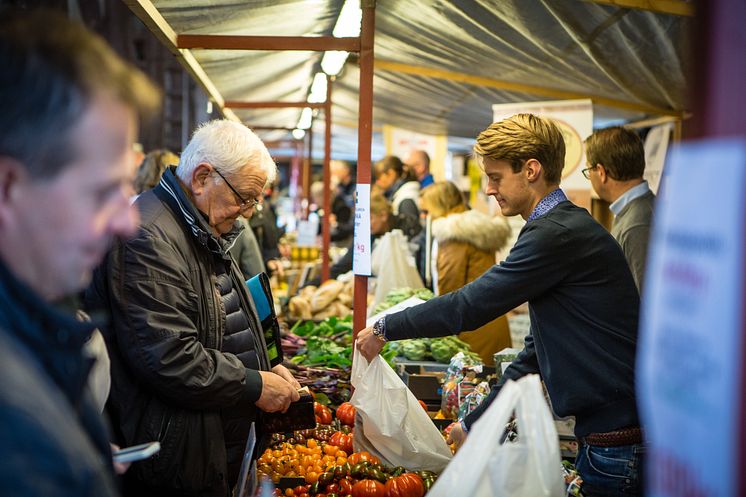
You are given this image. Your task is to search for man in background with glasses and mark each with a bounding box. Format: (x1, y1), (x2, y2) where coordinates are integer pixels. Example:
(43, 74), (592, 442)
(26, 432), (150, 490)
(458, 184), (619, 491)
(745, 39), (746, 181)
(584, 127), (655, 292)
(86, 119), (300, 497)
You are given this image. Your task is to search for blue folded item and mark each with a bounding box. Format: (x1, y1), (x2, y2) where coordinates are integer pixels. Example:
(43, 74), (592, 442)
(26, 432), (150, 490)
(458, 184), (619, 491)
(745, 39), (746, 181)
(246, 272), (283, 366)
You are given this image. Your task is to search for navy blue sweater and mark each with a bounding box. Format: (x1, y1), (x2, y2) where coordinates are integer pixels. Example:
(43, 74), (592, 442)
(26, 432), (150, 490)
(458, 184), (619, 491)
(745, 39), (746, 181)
(385, 201), (640, 437)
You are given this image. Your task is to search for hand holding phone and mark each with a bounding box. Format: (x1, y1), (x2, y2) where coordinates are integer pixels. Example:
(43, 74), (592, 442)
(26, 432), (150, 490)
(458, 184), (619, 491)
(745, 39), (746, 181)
(112, 441), (161, 464)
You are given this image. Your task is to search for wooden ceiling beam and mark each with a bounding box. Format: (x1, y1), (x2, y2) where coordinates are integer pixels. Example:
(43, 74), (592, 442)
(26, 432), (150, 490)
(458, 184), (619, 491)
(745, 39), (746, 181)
(123, 0), (233, 119)
(582, 0), (694, 17)
(177, 34), (360, 52)
(374, 58), (685, 118)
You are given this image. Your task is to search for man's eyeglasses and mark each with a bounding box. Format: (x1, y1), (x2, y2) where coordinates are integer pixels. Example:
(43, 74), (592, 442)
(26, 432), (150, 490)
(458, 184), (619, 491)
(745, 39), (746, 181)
(581, 165), (597, 180)
(212, 167), (261, 212)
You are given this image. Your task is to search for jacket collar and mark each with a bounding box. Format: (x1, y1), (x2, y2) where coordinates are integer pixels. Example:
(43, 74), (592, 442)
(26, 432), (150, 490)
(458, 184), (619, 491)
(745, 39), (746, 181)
(0, 256), (95, 402)
(156, 167), (243, 261)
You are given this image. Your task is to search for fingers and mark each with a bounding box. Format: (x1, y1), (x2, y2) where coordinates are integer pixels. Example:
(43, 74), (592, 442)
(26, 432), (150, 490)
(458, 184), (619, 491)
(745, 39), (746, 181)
(356, 327), (384, 361)
(110, 443), (131, 475)
(257, 371), (299, 413)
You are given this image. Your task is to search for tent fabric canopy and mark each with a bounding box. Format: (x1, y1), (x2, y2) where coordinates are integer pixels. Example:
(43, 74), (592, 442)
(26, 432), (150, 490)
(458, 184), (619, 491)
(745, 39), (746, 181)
(148, 0), (690, 159)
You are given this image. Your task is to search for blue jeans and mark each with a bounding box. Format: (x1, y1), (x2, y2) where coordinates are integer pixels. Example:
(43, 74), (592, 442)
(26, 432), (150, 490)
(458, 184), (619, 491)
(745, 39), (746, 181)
(575, 442), (645, 497)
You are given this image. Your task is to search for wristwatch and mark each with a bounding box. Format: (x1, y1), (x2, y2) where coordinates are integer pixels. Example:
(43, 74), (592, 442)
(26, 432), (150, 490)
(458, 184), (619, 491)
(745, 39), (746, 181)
(372, 317), (387, 342)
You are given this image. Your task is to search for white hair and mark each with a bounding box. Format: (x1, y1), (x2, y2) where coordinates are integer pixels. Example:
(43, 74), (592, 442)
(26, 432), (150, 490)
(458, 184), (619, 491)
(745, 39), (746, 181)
(176, 119), (277, 185)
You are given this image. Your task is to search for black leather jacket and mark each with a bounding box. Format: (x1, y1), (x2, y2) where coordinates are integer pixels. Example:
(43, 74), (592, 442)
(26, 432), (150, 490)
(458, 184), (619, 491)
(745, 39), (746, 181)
(86, 168), (270, 496)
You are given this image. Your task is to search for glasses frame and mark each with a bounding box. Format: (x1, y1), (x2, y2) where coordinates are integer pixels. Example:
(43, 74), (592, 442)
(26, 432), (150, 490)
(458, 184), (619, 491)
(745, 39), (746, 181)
(581, 165), (597, 180)
(212, 167), (261, 212)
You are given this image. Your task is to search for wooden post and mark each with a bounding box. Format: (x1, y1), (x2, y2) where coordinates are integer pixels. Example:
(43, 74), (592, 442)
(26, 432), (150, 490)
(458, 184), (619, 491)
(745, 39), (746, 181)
(353, 1), (375, 338)
(321, 76), (333, 282)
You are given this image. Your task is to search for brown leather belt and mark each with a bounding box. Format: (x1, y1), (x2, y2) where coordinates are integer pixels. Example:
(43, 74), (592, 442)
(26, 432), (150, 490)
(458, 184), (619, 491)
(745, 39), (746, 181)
(582, 427), (643, 447)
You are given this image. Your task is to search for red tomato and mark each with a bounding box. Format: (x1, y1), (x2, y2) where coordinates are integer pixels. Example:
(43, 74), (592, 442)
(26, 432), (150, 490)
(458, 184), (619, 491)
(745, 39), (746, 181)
(383, 473), (424, 497)
(335, 402), (357, 426)
(338, 478), (354, 496)
(315, 402), (333, 425)
(329, 431), (354, 454)
(351, 479), (385, 497)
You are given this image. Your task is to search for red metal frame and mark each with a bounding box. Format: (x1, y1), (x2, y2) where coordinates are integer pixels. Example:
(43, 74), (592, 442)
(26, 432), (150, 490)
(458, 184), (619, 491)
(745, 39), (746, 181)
(177, 34), (360, 52)
(225, 101), (324, 109)
(321, 75), (333, 282)
(353, 2), (375, 338)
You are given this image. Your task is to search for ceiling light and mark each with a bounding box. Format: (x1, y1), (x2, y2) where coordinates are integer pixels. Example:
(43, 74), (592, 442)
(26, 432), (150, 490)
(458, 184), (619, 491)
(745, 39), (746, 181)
(333, 0), (361, 38)
(321, 51), (349, 76)
(297, 107), (313, 130)
(308, 73), (328, 103)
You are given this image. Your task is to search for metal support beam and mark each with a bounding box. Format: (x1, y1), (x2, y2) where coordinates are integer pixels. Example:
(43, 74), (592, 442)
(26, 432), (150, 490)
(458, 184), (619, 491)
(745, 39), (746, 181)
(321, 76), (333, 283)
(177, 34), (361, 52)
(247, 125), (296, 132)
(225, 101), (324, 109)
(374, 58), (685, 118)
(353, 2), (375, 338)
(304, 126), (313, 214)
(582, 0), (695, 16)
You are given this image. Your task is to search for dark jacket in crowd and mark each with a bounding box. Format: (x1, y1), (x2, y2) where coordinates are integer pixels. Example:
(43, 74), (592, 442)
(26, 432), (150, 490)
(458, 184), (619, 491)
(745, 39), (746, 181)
(85, 168), (274, 497)
(385, 201), (640, 438)
(249, 202), (281, 264)
(0, 259), (118, 497)
(331, 180), (355, 242)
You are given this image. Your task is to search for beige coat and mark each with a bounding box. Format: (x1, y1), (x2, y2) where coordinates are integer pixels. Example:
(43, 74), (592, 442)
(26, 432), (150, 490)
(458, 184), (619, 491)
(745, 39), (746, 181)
(432, 209), (512, 365)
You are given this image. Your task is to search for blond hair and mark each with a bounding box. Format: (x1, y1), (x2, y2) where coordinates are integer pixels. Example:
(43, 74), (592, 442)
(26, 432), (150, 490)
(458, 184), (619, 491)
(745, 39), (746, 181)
(369, 193), (392, 216)
(420, 181), (467, 219)
(474, 113), (565, 184)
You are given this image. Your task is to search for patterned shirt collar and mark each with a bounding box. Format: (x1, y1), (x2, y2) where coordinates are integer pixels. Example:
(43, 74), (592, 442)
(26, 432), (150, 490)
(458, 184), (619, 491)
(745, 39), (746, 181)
(527, 188), (568, 222)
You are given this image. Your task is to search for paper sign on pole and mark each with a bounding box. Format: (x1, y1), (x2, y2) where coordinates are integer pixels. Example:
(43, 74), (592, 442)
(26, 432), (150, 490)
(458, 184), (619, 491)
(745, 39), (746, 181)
(492, 100), (593, 191)
(638, 140), (746, 497)
(353, 184), (372, 276)
(643, 122), (674, 195)
(383, 125), (448, 181)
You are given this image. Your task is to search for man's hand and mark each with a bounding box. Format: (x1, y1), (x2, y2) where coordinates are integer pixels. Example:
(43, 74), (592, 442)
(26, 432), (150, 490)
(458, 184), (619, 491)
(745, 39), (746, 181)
(110, 443), (131, 475)
(272, 364), (301, 389)
(356, 326), (385, 361)
(256, 371), (300, 413)
(446, 422), (468, 451)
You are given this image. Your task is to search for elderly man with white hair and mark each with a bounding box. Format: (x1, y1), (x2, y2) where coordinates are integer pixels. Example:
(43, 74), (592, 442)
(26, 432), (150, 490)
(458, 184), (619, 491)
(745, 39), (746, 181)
(85, 119), (300, 497)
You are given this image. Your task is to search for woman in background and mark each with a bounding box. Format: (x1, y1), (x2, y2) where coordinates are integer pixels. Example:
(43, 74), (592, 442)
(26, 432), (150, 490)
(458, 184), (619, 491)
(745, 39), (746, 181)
(421, 181), (512, 365)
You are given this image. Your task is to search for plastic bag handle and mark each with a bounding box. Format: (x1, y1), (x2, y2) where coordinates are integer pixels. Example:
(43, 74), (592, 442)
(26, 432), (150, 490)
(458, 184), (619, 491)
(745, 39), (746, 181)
(350, 343), (370, 388)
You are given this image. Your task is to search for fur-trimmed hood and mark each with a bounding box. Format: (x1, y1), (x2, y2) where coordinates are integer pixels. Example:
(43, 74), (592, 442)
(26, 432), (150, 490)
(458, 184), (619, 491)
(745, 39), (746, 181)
(431, 209), (511, 253)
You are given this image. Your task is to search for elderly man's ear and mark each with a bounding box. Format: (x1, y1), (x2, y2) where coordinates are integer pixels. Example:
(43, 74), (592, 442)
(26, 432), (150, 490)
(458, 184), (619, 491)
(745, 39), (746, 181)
(190, 163), (213, 195)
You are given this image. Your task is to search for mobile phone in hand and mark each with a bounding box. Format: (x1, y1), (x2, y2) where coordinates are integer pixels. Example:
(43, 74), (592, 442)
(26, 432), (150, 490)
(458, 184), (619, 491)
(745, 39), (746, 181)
(112, 441), (160, 464)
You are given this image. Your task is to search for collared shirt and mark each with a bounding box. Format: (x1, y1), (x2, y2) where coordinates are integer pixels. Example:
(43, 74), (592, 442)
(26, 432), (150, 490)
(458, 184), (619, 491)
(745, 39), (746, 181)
(527, 188), (568, 222)
(609, 181), (651, 217)
(420, 173), (434, 188)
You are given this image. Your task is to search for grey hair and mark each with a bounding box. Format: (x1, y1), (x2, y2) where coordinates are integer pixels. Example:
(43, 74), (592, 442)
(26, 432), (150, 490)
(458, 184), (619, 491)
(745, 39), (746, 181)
(176, 119), (277, 185)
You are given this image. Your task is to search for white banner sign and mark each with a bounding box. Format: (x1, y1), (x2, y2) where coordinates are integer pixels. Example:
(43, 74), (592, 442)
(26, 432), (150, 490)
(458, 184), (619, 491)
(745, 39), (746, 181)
(492, 99), (593, 191)
(644, 122), (674, 195)
(383, 125), (448, 181)
(353, 184), (372, 276)
(638, 140), (746, 497)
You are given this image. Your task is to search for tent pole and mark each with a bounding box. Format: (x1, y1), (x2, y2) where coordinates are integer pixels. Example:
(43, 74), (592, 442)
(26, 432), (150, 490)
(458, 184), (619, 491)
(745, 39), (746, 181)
(321, 76), (333, 282)
(353, 1), (375, 338)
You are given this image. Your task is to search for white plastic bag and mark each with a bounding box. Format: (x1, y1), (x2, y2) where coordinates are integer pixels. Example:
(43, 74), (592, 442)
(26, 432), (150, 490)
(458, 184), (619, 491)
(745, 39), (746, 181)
(369, 230), (423, 314)
(427, 375), (564, 497)
(349, 346), (452, 472)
